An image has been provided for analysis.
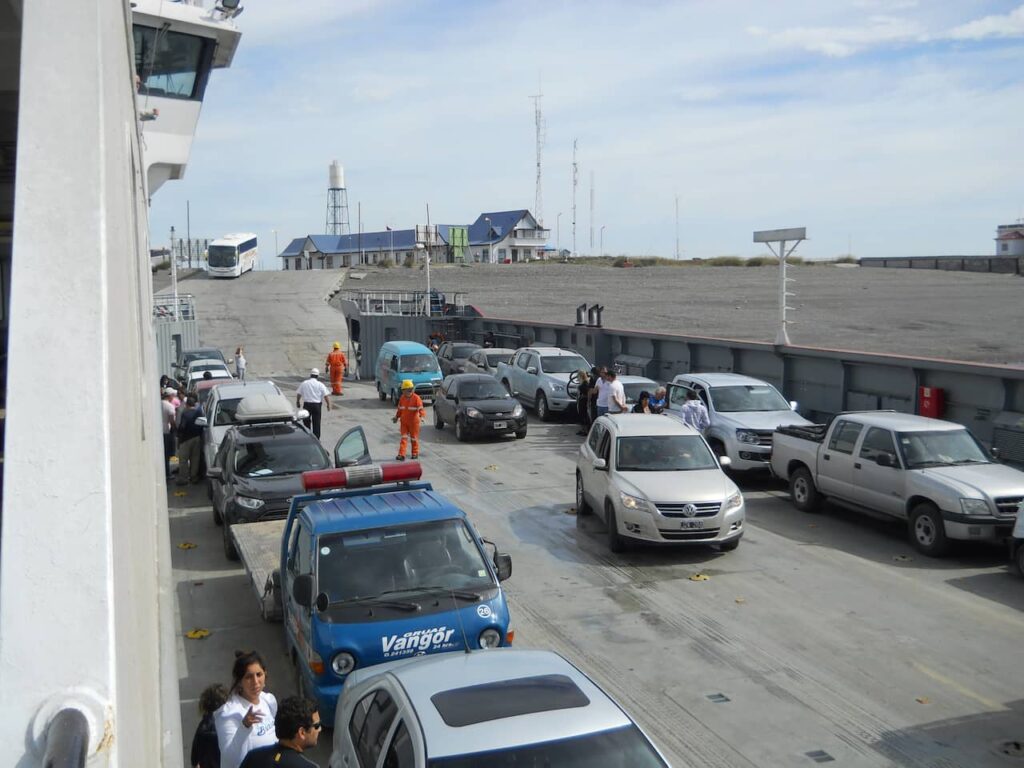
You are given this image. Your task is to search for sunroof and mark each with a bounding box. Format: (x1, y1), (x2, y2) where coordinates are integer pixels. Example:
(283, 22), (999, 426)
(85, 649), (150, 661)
(430, 674), (590, 727)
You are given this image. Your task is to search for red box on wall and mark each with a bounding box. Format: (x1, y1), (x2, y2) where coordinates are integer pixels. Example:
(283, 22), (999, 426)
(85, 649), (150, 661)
(918, 386), (945, 418)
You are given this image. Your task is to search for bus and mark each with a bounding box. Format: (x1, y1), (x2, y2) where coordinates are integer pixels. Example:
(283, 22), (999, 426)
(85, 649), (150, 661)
(208, 233), (258, 277)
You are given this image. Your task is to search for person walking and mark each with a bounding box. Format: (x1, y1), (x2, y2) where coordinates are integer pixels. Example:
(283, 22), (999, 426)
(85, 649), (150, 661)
(393, 379), (426, 460)
(325, 342), (347, 396)
(296, 369), (331, 439)
(162, 387), (178, 480)
(680, 389), (710, 432)
(176, 395), (205, 485)
(235, 347), (247, 381)
(215, 650), (278, 768)
(593, 367), (610, 418)
(575, 369), (592, 436)
(191, 684), (229, 768)
(605, 369), (628, 414)
(238, 697), (322, 768)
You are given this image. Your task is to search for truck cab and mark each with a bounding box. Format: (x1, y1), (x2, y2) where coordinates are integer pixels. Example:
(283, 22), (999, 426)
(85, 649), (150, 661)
(666, 372), (810, 470)
(280, 462), (514, 722)
(496, 346), (590, 421)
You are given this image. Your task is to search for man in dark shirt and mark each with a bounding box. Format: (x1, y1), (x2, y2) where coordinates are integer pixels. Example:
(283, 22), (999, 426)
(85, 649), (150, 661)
(175, 395), (205, 485)
(239, 696), (322, 767)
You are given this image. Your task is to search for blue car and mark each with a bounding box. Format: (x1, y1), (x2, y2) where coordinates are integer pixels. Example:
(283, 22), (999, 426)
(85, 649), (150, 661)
(374, 340), (443, 404)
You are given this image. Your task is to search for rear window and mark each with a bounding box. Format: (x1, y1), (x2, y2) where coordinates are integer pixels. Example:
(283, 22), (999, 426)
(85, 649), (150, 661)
(452, 344), (478, 358)
(430, 674), (589, 727)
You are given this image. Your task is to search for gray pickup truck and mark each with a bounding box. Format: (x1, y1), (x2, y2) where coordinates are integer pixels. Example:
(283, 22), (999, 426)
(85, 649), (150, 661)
(495, 346), (590, 421)
(771, 411), (1024, 556)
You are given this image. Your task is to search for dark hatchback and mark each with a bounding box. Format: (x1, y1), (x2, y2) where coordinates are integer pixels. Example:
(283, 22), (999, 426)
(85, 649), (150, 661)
(434, 374), (527, 442)
(208, 423), (370, 560)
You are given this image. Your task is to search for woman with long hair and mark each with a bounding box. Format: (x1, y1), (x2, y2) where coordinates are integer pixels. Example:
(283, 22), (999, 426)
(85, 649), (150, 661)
(214, 650), (278, 768)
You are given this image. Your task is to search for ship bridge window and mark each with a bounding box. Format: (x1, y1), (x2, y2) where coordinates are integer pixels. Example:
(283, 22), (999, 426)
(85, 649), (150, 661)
(133, 25), (214, 101)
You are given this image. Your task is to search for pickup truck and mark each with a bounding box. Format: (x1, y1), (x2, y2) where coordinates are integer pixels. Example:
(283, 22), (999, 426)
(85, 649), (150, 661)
(231, 460), (514, 721)
(495, 346), (590, 421)
(771, 411), (1024, 556)
(666, 372), (811, 471)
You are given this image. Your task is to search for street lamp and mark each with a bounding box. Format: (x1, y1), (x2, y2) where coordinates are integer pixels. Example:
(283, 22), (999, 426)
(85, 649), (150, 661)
(484, 217), (492, 263)
(556, 212), (562, 253)
(600, 225), (606, 255)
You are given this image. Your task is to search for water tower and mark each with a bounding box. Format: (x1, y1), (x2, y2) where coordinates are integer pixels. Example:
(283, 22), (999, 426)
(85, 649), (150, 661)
(326, 160), (351, 236)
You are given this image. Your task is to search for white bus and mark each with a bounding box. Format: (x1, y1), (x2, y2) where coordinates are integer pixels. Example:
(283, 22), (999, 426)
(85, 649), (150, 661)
(208, 233), (258, 277)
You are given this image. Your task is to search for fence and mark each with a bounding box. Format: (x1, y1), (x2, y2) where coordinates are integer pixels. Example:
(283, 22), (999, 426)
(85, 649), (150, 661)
(859, 255), (1024, 274)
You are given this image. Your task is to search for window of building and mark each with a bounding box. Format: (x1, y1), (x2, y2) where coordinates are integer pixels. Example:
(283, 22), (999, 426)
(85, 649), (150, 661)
(1001, 242), (1009, 252)
(326, 256), (334, 268)
(295, 257), (303, 270)
(132, 25), (213, 101)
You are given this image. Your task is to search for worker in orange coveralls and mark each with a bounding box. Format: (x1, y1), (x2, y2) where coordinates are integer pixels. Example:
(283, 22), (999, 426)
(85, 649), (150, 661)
(325, 342), (347, 396)
(392, 379), (426, 460)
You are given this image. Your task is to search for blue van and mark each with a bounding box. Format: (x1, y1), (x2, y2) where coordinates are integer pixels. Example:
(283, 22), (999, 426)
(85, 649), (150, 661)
(282, 463), (514, 721)
(374, 340), (443, 404)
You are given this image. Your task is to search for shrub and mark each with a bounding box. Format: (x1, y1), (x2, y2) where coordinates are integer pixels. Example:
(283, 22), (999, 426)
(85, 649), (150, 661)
(835, 255), (857, 264)
(379, 257), (393, 269)
(612, 256), (628, 267)
(707, 256), (744, 267)
(403, 254), (415, 268)
(151, 259), (170, 273)
(745, 256), (776, 267)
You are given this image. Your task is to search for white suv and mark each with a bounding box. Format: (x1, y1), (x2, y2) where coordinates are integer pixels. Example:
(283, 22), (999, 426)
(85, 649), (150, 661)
(576, 414), (745, 552)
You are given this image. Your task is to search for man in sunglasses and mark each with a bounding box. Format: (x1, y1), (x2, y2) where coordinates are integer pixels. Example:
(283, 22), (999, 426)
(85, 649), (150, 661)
(240, 696), (322, 767)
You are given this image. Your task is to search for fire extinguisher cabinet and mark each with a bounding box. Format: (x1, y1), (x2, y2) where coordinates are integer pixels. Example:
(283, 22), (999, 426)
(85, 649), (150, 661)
(918, 386), (945, 418)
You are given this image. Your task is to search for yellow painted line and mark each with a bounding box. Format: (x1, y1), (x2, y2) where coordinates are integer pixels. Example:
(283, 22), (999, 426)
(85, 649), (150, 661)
(912, 662), (1004, 711)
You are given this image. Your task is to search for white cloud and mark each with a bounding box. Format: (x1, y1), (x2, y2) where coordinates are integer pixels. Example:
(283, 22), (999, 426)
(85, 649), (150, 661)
(748, 15), (927, 57)
(947, 4), (1024, 40)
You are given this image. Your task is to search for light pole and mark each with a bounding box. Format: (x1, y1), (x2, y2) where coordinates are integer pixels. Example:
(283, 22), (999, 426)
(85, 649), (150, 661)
(556, 211), (562, 253)
(484, 217), (492, 263)
(271, 229), (278, 272)
(600, 225), (606, 255)
(170, 225), (179, 320)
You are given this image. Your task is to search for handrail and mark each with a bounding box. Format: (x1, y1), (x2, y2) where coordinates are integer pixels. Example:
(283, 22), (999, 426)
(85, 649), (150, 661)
(42, 708), (89, 768)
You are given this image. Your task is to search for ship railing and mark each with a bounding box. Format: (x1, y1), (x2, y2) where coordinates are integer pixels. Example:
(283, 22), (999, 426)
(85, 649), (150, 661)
(152, 293), (196, 322)
(340, 290), (469, 317)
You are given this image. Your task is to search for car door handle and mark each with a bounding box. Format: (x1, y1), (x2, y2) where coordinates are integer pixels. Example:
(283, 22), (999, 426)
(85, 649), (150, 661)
(854, 462), (861, 469)
(823, 454), (830, 461)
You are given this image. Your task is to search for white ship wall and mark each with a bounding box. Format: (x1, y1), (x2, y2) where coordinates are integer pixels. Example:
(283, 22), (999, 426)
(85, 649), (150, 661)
(1, 0), (181, 764)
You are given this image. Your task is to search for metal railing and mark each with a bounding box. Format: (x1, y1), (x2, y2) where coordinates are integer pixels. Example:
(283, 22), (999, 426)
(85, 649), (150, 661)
(340, 290), (469, 317)
(152, 293), (196, 322)
(42, 708), (89, 768)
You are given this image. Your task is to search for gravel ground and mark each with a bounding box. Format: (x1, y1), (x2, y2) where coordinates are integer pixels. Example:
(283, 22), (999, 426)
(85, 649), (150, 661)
(342, 262), (1023, 366)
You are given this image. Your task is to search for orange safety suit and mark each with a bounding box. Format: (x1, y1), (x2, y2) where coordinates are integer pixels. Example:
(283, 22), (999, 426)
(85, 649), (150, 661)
(326, 349), (347, 395)
(395, 391), (426, 458)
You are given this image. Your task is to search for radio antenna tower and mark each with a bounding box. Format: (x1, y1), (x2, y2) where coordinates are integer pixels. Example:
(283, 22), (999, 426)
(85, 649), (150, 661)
(571, 139), (578, 258)
(530, 85), (545, 225)
(589, 171), (595, 252)
(326, 160), (351, 236)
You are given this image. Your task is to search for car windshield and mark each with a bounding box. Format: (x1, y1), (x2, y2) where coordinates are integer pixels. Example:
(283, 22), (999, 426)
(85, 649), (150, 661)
(316, 519), (493, 603)
(457, 380), (509, 400)
(232, 440), (329, 477)
(429, 724), (667, 768)
(214, 398), (243, 426)
(452, 344), (478, 358)
(896, 429), (989, 469)
(540, 355), (587, 374)
(616, 435), (718, 471)
(486, 353), (510, 368)
(709, 385), (789, 412)
(623, 382), (655, 403)
(401, 353), (440, 373)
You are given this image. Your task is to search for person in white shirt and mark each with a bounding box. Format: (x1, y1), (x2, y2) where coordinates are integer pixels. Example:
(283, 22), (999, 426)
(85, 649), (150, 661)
(215, 650), (278, 768)
(161, 387), (177, 480)
(295, 368), (331, 438)
(235, 346), (247, 381)
(593, 368), (610, 417)
(680, 390), (710, 432)
(605, 370), (628, 414)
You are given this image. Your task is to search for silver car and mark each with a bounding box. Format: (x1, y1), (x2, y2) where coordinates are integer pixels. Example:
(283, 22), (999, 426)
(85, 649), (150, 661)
(198, 380), (282, 472)
(463, 347), (516, 376)
(576, 414), (744, 552)
(329, 648), (670, 767)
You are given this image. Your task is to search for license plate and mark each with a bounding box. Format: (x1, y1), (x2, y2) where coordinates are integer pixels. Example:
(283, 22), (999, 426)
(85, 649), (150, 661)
(680, 520), (704, 529)
(492, 421), (507, 430)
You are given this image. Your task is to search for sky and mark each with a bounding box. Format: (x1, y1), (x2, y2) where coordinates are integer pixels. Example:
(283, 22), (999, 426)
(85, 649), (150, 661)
(149, 0), (1024, 267)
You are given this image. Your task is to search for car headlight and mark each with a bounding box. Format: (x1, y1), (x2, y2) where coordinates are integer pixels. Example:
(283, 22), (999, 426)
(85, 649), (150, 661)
(736, 429), (760, 445)
(619, 491), (648, 511)
(550, 382), (565, 393)
(235, 495), (265, 510)
(331, 651), (356, 676)
(465, 407), (482, 419)
(512, 404), (525, 418)
(725, 491), (743, 511)
(960, 498), (990, 515)
(478, 628), (501, 649)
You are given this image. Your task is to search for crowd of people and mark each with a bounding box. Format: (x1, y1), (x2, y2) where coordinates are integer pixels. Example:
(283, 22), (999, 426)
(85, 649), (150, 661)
(160, 374), (208, 485)
(573, 366), (709, 435)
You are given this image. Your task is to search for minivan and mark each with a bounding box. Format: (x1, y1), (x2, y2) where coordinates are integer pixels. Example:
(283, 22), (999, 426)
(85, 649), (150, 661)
(375, 340), (444, 404)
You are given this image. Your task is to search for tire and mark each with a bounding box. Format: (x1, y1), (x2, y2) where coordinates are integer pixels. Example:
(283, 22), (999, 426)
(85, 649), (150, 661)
(536, 392), (552, 422)
(515, 429), (527, 439)
(605, 500), (625, 553)
(223, 518), (239, 561)
(909, 503), (950, 557)
(455, 418), (467, 442)
(377, 383), (387, 402)
(718, 538), (740, 552)
(789, 467), (820, 513)
(434, 407), (444, 430)
(575, 471), (591, 515)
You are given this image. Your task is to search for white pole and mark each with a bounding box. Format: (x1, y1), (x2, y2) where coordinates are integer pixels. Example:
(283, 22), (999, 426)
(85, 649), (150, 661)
(675, 194), (680, 260)
(170, 226), (178, 321)
(776, 240), (790, 345)
(425, 204), (431, 314)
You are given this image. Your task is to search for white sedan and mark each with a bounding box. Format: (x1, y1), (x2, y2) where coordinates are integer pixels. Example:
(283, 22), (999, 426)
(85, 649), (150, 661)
(184, 357), (233, 388)
(576, 413), (744, 552)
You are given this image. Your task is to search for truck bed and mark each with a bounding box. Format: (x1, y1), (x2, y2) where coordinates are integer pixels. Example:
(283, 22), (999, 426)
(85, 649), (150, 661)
(775, 423), (828, 443)
(231, 520), (286, 621)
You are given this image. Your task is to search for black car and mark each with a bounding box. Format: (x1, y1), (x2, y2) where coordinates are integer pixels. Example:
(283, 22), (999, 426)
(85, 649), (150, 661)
(436, 341), (482, 376)
(208, 422), (370, 560)
(433, 374), (527, 442)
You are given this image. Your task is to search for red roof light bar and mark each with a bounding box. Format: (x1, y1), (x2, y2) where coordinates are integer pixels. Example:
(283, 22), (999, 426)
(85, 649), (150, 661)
(302, 461), (423, 492)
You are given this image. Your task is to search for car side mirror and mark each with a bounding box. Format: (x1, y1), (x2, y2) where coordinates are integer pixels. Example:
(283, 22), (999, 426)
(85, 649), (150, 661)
(592, 458), (607, 471)
(990, 446), (1001, 460)
(718, 455), (732, 468)
(292, 574), (313, 608)
(527, 366), (538, 374)
(206, 466), (223, 480)
(789, 401), (798, 411)
(194, 416), (208, 427)
(296, 408), (309, 421)
(876, 453), (894, 467)
(493, 552), (512, 582)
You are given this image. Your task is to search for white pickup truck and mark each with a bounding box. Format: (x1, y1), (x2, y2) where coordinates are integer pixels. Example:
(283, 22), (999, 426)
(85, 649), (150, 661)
(771, 411), (1024, 556)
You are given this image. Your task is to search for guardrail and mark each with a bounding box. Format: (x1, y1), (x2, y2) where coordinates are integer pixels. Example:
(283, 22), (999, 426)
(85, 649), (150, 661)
(42, 708), (89, 768)
(339, 290), (470, 317)
(859, 255), (1023, 274)
(152, 293), (196, 321)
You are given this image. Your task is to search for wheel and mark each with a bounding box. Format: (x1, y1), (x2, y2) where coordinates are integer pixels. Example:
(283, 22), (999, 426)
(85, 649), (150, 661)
(789, 467), (820, 513)
(718, 538), (740, 552)
(605, 500), (625, 553)
(211, 495), (223, 526)
(391, 389), (400, 405)
(709, 439), (727, 458)
(575, 471), (591, 515)
(455, 418), (467, 442)
(909, 503), (950, 557)
(536, 392), (552, 422)
(434, 407), (444, 430)
(377, 383), (387, 402)
(515, 429), (527, 439)
(223, 518), (239, 561)
(501, 379), (512, 393)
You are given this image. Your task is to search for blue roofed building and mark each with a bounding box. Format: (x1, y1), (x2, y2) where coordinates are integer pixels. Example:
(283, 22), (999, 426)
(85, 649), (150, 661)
(468, 210), (550, 264)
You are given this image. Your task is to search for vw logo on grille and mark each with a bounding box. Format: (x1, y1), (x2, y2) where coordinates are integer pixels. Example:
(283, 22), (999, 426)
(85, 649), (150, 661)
(682, 504), (698, 518)
(495, 412), (504, 417)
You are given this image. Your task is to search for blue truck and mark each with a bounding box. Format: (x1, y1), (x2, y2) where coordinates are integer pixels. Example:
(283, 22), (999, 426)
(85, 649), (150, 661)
(231, 440), (514, 721)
